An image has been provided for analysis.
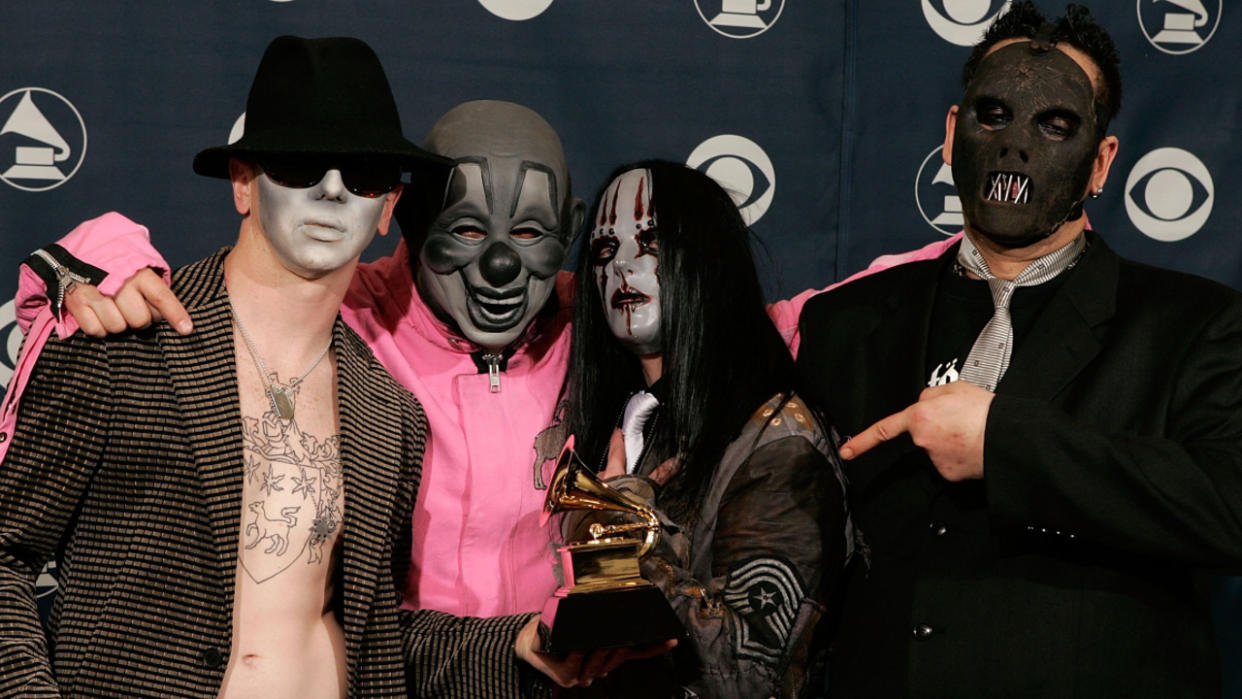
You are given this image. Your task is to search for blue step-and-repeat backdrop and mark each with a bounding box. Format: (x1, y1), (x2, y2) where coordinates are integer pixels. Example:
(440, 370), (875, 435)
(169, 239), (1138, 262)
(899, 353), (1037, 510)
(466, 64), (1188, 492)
(1, 0), (1238, 691)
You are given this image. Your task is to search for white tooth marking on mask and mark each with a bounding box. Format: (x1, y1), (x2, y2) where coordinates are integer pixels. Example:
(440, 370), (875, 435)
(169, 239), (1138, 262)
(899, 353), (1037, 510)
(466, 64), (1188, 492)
(988, 174), (1005, 202)
(985, 172), (1030, 205)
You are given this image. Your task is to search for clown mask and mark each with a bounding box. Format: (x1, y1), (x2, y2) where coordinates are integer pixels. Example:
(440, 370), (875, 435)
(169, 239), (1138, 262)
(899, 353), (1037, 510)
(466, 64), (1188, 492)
(412, 101), (584, 352)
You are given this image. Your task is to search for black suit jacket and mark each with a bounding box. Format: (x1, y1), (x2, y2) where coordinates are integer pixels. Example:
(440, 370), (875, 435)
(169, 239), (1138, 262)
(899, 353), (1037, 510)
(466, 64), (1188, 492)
(0, 250), (532, 698)
(797, 233), (1242, 698)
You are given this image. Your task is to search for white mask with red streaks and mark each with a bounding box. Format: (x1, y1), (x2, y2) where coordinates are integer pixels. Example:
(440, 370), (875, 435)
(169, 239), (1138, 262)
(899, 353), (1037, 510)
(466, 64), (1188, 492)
(589, 168), (662, 355)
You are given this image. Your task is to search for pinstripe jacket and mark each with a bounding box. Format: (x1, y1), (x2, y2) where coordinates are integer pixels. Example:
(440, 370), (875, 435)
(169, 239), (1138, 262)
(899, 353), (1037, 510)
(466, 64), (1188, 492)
(0, 250), (534, 698)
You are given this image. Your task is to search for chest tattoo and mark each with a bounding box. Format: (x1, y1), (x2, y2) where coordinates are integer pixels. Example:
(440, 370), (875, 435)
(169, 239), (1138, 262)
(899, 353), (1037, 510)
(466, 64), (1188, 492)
(239, 397), (343, 584)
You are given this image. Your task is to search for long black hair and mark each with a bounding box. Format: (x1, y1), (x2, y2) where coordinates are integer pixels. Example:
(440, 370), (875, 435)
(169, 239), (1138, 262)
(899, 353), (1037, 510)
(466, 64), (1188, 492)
(564, 159), (796, 522)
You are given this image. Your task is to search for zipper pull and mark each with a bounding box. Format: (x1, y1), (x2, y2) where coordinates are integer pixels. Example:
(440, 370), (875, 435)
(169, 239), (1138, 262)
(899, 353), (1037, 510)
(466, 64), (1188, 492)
(31, 248), (93, 316)
(482, 352), (502, 393)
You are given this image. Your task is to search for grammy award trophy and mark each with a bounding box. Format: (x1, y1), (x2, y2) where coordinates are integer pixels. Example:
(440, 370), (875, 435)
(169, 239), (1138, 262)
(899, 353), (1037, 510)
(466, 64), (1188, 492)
(538, 437), (684, 653)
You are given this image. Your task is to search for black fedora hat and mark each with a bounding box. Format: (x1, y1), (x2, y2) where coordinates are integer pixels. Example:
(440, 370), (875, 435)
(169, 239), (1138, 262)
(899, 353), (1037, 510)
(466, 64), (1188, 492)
(193, 35), (450, 178)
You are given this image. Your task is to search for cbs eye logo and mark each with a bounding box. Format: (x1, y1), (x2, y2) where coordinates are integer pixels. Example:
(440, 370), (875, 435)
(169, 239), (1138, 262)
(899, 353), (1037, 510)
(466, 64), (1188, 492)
(686, 134), (775, 224)
(1124, 147), (1213, 242)
(922, 0), (1012, 46)
(478, 0), (555, 20)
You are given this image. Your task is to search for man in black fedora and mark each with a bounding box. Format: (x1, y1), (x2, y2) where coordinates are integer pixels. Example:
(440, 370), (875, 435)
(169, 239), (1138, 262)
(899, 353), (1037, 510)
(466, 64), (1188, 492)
(0, 35), (641, 697)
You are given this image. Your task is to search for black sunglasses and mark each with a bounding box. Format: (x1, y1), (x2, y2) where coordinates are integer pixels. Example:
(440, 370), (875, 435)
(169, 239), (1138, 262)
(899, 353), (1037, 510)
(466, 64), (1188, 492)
(258, 156), (401, 198)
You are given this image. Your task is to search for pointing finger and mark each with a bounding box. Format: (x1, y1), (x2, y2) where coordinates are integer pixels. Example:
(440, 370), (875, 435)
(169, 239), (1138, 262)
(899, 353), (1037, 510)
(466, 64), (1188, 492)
(840, 408), (913, 460)
(134, 269), (192, 334)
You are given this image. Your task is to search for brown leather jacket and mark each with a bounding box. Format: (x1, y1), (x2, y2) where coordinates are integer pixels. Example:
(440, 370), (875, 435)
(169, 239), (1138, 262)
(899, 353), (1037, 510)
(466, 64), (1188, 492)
(570, 393), (851, 698)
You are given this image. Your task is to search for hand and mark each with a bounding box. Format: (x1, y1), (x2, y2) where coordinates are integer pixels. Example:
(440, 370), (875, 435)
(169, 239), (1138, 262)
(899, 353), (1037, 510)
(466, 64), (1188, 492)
(839, 381), (994, 481)
(602, 429), (680, 485)
(514, 616), (677, 688)
(65, 268), (192, 337)
(647, 456), (681, 486)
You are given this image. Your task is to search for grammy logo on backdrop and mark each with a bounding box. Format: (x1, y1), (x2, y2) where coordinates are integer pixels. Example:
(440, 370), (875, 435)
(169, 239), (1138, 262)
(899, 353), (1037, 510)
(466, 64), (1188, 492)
(2, 90), (71, 181)
(1138, 0), (1220, 54)
(709, 0), (770, 29)
(1149, 0), (1209, 46)
(538, 438), (684, 653)
(0, 88), (87, 192)
(695, 0), (784, 38)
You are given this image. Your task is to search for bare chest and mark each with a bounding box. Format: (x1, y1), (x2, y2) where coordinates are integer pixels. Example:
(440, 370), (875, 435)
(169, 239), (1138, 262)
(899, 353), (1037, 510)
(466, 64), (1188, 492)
(220, 349), (350, 697)
(234, 352), (343, 586)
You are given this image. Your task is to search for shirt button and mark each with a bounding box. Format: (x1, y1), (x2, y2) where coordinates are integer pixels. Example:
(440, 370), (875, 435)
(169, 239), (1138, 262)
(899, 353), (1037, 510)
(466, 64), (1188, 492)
(929, 521), (948, 537)
(200, 647), (224, 669)
(912, 624), (935, 640)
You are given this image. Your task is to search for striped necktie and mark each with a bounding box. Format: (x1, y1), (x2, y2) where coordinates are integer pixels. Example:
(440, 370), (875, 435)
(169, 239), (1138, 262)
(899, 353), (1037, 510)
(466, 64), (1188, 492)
(956, 233), (1086, 392)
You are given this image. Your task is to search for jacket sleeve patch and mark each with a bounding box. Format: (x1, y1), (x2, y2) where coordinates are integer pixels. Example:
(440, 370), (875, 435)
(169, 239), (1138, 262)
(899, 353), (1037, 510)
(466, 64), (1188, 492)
(721, 555), (807, 662)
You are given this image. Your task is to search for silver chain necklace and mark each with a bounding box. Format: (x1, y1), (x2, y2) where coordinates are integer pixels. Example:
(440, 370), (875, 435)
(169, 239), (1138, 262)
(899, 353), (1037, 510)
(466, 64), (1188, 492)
(231, 305), (332, 421)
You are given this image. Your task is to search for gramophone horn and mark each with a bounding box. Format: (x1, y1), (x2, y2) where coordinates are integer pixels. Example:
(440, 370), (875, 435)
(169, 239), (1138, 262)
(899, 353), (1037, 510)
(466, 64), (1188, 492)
(542, 440), (661, 557)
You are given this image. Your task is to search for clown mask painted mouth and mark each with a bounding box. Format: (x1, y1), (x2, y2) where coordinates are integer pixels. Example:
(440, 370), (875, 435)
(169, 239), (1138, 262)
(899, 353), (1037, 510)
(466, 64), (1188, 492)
(986, 171), (1032, 205)
(465, 281), (529, 330)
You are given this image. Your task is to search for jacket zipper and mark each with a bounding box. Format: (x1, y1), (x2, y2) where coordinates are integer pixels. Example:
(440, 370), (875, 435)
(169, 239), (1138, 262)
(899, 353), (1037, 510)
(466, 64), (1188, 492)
(482, 352), (503, 393)
(31, 248), (93, 314)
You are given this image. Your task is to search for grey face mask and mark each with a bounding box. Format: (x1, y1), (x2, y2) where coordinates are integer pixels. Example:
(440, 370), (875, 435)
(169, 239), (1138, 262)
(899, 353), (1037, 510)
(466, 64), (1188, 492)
(406, 101), (585, 351)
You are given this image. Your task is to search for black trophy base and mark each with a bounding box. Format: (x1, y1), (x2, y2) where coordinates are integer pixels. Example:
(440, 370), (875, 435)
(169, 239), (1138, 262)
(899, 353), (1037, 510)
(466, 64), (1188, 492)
(539, 584), (685, 654)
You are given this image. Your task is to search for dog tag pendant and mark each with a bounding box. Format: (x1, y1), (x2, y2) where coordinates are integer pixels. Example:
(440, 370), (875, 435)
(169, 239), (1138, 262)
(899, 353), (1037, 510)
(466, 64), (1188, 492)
(271, 386), (295, 421)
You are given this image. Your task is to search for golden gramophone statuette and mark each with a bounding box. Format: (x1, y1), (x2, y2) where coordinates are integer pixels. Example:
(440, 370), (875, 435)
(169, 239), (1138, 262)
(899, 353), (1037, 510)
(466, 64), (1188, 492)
(538, 437), (685, 653)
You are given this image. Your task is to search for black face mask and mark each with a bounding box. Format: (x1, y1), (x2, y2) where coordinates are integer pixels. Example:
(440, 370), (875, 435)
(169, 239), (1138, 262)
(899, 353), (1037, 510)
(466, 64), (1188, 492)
(952, 42), (1101, 248)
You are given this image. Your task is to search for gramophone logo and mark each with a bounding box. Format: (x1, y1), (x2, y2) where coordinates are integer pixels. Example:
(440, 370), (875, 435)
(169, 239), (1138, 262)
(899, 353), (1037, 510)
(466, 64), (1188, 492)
(36, 559), (58, 601)
(0, 88), (87, 192)
(914, 145), (963, 236)
(1125, 147), (1214, 242)
(694, 0), (785, 39)
(0, 299), (17, 390)
(686, 134), (776, 224)
(478, 0), (555, 21)
(1138, 0), (1220, 55)
(922, 0), (1012, 46)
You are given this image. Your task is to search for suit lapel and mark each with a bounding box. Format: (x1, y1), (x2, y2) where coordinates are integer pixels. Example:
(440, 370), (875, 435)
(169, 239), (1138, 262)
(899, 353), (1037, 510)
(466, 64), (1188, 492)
(159, 251), (245, 612)
(879, 257), (944, 403)
(997, 234), (1119, 401)
(335, 321), (403, 684)
(847, 254), (951, 495)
